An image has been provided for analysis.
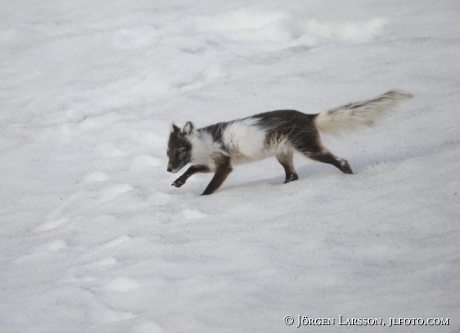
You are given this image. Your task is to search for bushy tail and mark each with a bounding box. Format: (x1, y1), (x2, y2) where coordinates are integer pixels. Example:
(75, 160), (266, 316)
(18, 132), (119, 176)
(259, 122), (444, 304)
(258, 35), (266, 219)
(314, 89), (413, 137)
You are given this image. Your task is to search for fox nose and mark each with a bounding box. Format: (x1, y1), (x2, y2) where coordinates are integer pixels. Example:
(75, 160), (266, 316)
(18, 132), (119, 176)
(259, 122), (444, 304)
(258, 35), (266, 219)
(167, 168), (172, 172)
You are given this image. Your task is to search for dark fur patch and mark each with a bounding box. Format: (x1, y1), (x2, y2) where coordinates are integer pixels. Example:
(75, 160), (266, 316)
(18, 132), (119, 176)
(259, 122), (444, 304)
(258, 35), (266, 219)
(201, 156), (232, 195)
(251, 110), (351, 175)
(167, 128), (192, 172)
(200, 122), (229, 143)
(251, 110), (319, 151)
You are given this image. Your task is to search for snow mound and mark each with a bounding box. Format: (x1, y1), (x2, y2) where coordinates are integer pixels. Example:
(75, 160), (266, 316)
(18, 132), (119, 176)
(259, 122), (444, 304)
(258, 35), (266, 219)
(194, 9), (384, 49)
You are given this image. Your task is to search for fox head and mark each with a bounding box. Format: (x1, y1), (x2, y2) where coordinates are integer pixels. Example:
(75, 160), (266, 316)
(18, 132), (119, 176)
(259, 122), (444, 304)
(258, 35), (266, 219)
(167, 121), (195, 173)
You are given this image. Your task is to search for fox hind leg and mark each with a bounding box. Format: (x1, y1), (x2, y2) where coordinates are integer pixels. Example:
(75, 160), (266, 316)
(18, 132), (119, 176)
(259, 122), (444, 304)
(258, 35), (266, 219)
(308, 150), (353, 174)
(291, 132), (353, 174)
(276, 152), (298, 183)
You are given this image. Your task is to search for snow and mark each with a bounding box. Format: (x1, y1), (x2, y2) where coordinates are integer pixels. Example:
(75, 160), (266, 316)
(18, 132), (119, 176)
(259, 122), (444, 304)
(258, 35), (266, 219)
(1, 0), (459, 332)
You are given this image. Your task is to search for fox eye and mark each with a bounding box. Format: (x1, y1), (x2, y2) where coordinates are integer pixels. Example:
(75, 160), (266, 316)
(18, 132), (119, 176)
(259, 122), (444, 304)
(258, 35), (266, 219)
(178, 149), (186, 155)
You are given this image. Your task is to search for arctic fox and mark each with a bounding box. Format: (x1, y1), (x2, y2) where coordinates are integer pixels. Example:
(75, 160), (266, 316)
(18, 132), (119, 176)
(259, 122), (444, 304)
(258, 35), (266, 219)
(167, 89), (413, 195)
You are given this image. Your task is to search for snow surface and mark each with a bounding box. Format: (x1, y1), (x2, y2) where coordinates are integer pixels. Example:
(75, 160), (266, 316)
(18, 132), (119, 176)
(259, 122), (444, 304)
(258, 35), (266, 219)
(1, 0), (459, 332)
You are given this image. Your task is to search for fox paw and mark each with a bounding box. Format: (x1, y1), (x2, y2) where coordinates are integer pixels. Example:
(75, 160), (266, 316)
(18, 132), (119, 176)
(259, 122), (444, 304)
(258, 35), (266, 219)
(171, 179), (185, 187)
(337, 159), (353, 174)
(283, 174), (298, 184)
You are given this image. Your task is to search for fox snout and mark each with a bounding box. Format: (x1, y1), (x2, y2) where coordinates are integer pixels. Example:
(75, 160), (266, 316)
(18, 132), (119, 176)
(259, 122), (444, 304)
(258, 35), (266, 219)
(166, 161), (183, 173)
(167, 163), (178, 173)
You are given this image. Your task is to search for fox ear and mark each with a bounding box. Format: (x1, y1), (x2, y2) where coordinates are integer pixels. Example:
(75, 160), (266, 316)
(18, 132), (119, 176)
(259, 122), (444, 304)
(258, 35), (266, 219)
(169, 121), (180, 133)
(181, 121), (196, 135)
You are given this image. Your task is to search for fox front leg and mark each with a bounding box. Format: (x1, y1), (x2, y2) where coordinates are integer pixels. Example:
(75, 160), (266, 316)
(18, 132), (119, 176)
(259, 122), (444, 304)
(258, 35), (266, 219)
(201, 165), (233, 195)
(172, 165), (210, 188)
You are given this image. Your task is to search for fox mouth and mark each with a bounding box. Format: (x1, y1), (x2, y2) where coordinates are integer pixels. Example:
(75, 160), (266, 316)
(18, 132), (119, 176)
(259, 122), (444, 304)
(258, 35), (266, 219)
(167, 167), (182, 173)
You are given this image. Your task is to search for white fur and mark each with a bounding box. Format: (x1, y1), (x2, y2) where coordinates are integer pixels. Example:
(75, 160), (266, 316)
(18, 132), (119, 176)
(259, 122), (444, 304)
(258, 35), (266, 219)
(182, 121), (195, 135)
(169, 121), (176, 133)
(189, 131), (228, 171)
(222, 118), (268, 164)
(188, 118), (294, 168)
(314, 89), (413, 137)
